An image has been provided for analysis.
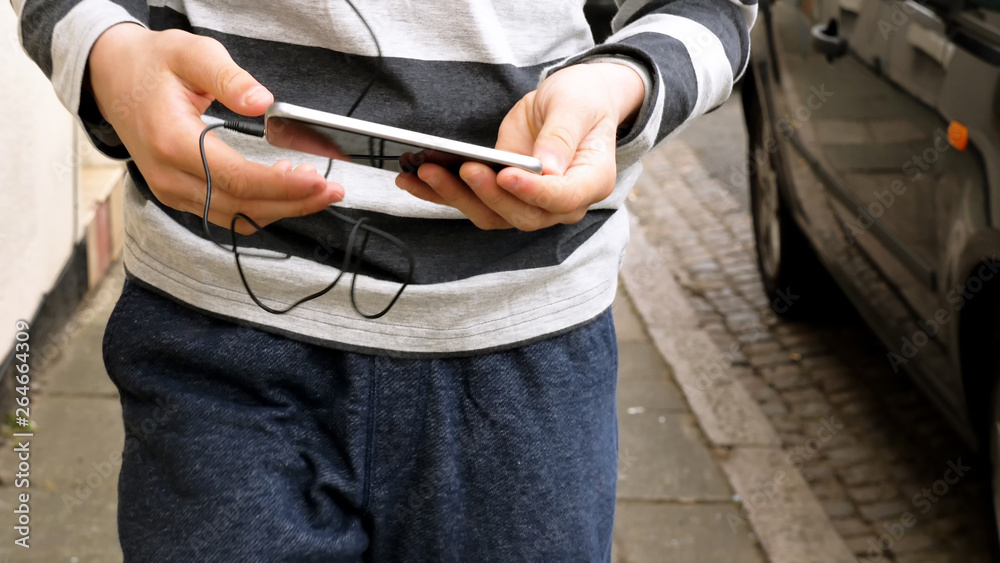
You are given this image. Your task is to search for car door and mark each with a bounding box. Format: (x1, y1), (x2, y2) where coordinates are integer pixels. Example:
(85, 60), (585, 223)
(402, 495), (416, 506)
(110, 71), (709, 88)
(762, 0), (966, 409)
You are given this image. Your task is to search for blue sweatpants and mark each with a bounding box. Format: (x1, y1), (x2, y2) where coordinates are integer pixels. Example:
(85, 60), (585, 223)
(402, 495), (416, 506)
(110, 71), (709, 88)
(102, 278), (619, 562)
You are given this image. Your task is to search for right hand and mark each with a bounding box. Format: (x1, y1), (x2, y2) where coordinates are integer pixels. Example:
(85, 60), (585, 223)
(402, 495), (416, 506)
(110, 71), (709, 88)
(87, 24), (344, 235)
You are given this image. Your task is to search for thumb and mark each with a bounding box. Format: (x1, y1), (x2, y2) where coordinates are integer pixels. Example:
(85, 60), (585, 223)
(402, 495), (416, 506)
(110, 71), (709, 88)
(172, 36), (273, 116)
(532, 104), (592, 175)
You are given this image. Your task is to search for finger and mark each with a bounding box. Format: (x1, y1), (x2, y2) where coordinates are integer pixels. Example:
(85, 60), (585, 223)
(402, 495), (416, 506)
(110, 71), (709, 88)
(170, 124), (339, 201)
(532, 102), (595, 175)
(494, 96), (538, 157)
(295, 163), (318, 175)
(220, 186), (342, 225)
(273, 160), (293, 173)
(416, 164), (512, 230)
(154, 166), (342, 231)
(395, 173), (448, 206)
(170, 35), (273, 116)
(497, 129), (616, 214)
(459, 162), (552, 231)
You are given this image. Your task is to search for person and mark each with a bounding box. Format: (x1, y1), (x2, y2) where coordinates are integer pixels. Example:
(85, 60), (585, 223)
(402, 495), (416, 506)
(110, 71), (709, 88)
(16, 0), (755, 560)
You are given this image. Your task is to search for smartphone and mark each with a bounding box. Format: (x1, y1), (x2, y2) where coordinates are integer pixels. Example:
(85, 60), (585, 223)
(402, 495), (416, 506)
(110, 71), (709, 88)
(263, 102), (543, 175)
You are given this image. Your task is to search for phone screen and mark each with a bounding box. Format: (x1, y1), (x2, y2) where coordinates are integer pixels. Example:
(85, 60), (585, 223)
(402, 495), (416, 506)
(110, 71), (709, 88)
(265, 116), (496, 174)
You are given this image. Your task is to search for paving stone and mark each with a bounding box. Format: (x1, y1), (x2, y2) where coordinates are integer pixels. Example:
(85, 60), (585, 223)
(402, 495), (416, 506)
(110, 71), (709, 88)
(613, 503), (764, 563)
(759, 400), (789, 417)
(847, 484), (900, 505)
(890, 532), (937, 554)
(746, 382), (778, 403)
(712, 296), (753, 314)
(618, 378), (689, 415)
(843, 535), (875, 556)
(36, 280), (121, 396)
(618, 341), (674, 382)
(825, 447), (875, 469)
(613, 290), (649, 343)
(822, 500), (858, 519)
(0, 396), (125, 562)
(839, 463), (889, 487)
(616, 412), (731, 501)
(737, 329), (774, 344)
(790, 398), (834, 419)
(858, 500), (911, 521)
(892, 552), (958, 563)
(813, 368), (859, 394)
(810, 479), (848, 501)
(801, 464), (836, 484)
(832, 517), (875, 538)
(748, 353), (795, 368)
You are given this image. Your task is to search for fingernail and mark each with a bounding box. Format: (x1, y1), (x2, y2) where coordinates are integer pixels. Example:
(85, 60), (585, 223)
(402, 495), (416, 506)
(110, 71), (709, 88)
(539, 154), (563, 175)
(463, 171), (483, 188)
(243, 86), (266, 107)
(501, 175), (519, 191)
(326, 182), (344, 201)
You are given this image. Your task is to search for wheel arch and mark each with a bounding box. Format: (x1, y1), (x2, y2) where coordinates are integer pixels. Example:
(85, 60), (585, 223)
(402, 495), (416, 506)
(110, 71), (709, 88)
(956, 235), (1000, 450)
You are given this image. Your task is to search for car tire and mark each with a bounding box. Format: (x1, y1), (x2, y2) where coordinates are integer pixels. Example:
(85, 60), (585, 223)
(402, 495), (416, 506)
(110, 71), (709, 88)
(745, 87), (845, 320)
(990, 379), (1000, 556)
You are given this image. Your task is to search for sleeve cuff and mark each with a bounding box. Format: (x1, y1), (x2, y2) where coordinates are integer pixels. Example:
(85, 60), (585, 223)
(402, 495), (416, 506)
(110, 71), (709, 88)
(50, 4), (146, 159)
(537, 49), (658, 150)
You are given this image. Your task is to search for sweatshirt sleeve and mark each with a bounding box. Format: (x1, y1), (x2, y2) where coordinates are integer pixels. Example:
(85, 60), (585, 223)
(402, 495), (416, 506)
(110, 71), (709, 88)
(545, 0), (757, 170)
(13, 0), (149, 158)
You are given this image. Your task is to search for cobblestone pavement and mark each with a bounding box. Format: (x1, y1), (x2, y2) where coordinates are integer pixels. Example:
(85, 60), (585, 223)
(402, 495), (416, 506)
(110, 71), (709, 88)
(629, 140), (995, 562)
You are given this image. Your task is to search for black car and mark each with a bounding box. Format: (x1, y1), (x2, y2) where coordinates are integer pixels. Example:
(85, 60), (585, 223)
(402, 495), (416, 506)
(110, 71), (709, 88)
(742, 0), (1000, 537)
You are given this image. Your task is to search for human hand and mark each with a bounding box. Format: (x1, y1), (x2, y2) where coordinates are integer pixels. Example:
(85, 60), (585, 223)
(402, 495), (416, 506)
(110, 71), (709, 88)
(395, 62), (644, 230)
(88, 24), (344, 235)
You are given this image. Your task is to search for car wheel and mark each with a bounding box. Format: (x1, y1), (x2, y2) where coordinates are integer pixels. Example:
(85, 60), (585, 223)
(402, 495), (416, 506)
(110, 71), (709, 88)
(745, 87), (844, 320)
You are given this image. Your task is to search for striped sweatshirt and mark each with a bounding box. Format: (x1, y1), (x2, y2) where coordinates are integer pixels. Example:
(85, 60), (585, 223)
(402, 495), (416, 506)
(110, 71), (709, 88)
(15, 0), (756, 356)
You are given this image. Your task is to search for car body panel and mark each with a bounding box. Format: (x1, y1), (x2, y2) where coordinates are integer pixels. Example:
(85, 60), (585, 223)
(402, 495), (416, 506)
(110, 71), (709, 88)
(746, 0), (1000, 446)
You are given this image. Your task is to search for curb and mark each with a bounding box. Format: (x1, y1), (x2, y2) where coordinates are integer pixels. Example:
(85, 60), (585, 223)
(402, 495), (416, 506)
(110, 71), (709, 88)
(621, 207), (857, 563)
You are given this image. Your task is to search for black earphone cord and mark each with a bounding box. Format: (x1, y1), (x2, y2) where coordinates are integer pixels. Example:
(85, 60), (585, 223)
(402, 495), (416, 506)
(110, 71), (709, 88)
(197, 0), (413, 319)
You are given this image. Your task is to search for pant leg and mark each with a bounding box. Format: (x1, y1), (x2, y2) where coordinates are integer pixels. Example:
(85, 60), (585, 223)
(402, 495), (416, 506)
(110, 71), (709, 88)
(102, 279), (373, 562)
(367, 310), (619, 562)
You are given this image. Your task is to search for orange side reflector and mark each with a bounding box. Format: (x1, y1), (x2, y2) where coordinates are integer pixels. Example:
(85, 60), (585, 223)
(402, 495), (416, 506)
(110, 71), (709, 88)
(948, 121), (969, 151)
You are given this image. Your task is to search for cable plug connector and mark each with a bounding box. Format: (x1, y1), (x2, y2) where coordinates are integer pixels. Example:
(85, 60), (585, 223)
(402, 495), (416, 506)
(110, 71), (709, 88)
(224, 120), (266, 138)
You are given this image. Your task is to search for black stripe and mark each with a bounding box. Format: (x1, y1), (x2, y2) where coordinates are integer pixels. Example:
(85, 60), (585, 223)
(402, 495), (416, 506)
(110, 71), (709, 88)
(19, 0), (148, 78)
(127, 162), (615, 285)
(618, 0), (750, 80)
(555, 35), (698, 144)
(150, 6), (548, 147)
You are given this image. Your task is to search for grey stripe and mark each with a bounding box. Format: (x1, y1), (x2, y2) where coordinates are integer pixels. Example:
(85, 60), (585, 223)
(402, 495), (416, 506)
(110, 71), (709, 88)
(147, 0), (595, 66)
(613, 0), (750, 78)
(151, 6), (545, 147)
(562, 35), (698, 145)
(19, 0), (147, 77)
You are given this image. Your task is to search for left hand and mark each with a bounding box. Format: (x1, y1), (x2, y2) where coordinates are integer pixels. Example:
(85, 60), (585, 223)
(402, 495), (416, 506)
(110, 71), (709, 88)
(395, 62), (645, 231)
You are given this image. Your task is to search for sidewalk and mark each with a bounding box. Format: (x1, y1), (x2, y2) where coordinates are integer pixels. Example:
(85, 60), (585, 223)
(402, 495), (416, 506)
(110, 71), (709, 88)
(1, 265), (765, 562)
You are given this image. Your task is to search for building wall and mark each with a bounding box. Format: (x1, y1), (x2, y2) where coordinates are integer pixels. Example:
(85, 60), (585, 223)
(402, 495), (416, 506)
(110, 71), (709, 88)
(0, 6), (79, 349)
